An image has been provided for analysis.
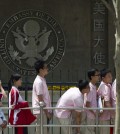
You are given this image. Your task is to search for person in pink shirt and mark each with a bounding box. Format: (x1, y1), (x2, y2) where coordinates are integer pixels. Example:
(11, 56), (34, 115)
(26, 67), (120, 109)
(97, 69), (112, 134)
(32, 60), (52, 134)
(54, 80), (90, 134)
(111, 79), (116, 110)
(85, 68), (100, 134)
(111, 79), (116, 134)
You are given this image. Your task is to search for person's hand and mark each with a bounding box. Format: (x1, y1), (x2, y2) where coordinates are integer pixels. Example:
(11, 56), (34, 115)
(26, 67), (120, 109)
(1, 120), (7, 129)
(76, 128), (81, 134)
(111, 118), (115, 125)
(99, 111), (103, 117)
(10, 104), (15, 110)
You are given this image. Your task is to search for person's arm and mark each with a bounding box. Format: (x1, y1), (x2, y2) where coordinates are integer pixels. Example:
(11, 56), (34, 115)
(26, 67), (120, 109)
(38, 95), (52, 120)
(10, 89), (19, 109)
(0, 110), (7, 129)
(1, 121), (7, 130)
(35, 81), (52, 119)
(0, 110), (6, 121)
(75, 111), (81, 134)
(86, 91), (96, 116)
(73, 95), (84, 134)
(99, 85), (112, 117)
(104, 85), (112, 108)
(86, 101), (96, 116)
(0, 83), (7, 99)
(104, 101), (111, 107)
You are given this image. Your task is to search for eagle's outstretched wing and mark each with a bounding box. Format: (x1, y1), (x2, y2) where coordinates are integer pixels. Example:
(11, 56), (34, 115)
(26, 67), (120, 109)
(12, 31), (26, 53)
(37, 30), (52, 52)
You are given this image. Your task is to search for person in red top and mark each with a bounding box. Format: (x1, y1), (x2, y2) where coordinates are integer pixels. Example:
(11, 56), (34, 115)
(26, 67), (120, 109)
(8, 74), (36, 134)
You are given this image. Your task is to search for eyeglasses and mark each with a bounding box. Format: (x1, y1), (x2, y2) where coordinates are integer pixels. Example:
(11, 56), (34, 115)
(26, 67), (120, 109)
(94, 74), (100, 76)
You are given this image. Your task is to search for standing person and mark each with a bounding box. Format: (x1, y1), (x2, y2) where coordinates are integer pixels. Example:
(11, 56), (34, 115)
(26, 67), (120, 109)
(0, 80), (7, 99)
(8, 74), (36, 134)
(97, 69), (112, 134)
(111, 79), (116, 134)
(111, 79), (116, 113)
(0, 80), (7, 134)
(85, 69), (100, 134)
(32, 60), (52, 134)
(54, 80), (90, 134)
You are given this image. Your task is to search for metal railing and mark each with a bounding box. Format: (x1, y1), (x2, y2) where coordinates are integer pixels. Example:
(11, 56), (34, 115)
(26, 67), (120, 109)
(0, 102), (116, 134)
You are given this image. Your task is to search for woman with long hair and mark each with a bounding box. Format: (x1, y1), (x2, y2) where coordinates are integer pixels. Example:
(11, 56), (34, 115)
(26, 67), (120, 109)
(8, 74), (36, 134)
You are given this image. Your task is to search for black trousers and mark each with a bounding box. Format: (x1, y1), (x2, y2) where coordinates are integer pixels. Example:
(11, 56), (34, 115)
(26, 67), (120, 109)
(15, 127), (28, 134)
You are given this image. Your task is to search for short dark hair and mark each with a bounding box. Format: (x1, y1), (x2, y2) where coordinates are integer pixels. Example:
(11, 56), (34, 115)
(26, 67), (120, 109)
(78, 80), (89, 92)
(87, 68), (99, 80)
(100, 68), (111, 78)
(34, 60), (45, 73)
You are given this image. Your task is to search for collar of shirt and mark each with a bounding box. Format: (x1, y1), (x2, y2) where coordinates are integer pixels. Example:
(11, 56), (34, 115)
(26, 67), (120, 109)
(12, 86), (22, 96)
(12, 86), (19, 92)
(37, 75), (46, 81)
(101, 81), (111, 89)
(89, 82), (96, 90)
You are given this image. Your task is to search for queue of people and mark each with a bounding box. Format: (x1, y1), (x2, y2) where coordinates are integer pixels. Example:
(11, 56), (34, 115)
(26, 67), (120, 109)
(0, 59), (117, 134)
(54, 68), (116, 134)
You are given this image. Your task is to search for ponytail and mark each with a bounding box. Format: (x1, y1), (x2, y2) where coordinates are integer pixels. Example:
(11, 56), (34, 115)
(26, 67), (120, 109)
(8, 77), (12, 93)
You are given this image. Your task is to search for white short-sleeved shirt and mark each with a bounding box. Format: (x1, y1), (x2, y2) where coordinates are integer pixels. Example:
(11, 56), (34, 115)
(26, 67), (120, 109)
(97, 81), (111, 120)
(54, 87), (84, 118)
(85, 82), (97, 119)
(111, 79), (116, 108)
(32, 75), (51, 114)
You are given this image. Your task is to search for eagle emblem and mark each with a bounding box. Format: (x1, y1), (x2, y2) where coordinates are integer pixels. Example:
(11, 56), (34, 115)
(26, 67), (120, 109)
(9, 20), (54, 67)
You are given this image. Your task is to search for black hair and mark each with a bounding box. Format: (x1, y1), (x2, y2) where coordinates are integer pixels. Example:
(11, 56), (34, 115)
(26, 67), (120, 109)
(34, 60), (45, 73)
(100, 68), (111, 78)
(87, 68), (99, 80)
(78, 80), (89, 92)
(8, 74), (21, 92)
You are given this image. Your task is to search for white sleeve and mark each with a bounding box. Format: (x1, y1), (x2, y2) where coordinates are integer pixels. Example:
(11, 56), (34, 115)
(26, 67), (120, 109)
(35, 82), (44, 96)
(73, 97), (83, 112)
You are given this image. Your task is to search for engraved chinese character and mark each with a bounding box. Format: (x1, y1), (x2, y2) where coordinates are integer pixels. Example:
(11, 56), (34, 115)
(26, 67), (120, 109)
(93, 2), (105, 14)
(94, 36), (104, 47)
(94, 19), (104, 31)
(93, 52), (105, 64)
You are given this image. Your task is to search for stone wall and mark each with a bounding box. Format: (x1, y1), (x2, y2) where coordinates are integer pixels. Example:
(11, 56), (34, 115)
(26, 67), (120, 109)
(0, 0), (93, 83)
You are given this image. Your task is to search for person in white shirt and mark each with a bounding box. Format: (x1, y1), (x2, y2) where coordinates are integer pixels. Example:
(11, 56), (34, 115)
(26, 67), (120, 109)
(97, 69), (112, 134)
(85, 68), (100, 134)
(111, 79), (116, 134)
(32, 60), (52, 134)
(54, 80), (90, 134)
